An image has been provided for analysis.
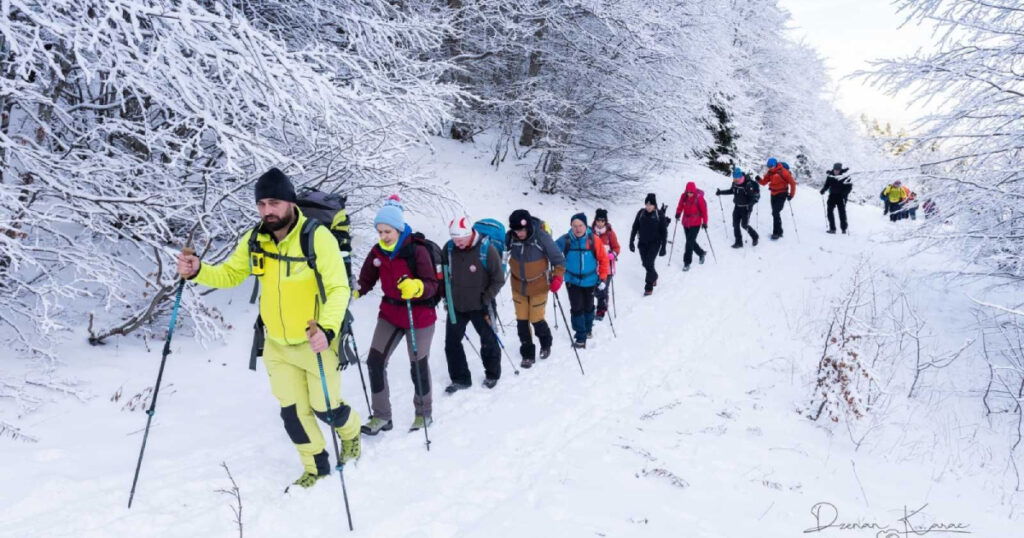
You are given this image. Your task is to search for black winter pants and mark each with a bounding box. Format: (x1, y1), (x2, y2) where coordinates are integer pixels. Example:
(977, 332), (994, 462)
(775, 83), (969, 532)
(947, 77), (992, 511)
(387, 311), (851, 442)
(826, 195), (848, 232)
(682, 226), (706, 266)
(770, 193), (787, 236)
(732, 205), (758, 244)
(445, 309), (501, 384)
(638, 242), (660, 292)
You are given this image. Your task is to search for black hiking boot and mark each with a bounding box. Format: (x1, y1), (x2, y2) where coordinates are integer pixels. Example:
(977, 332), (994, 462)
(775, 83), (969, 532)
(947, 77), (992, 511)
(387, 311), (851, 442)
(699, 253), (706, 264)
(826, 229), (836, 234)
(731, 241), (742, 249)
(683, 264), (690, 272)
(572, 340), (587, 349)
(482, 378), (498, 389)
(770, 233), (780, 241)
(539, 347), (551, 360)
(643, 289), (653, 296)
(521, 358), (535, 369)
(445, 382), (471, 394)
(752, 235), (759, 246)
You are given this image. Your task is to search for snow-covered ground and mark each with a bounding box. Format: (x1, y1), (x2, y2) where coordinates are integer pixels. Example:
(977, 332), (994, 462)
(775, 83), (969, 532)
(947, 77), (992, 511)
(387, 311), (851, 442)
(2, 136), (1018, 537)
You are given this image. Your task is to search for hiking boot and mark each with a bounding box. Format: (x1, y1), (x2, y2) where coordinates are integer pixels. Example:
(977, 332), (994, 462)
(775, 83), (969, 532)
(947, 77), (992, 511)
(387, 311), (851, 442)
(683, 265), (690, 272)
(360, 417), (393, 436)
(653, 279), (658, 287)
(826, 229), (836, 234)
(731, 242), (743, 249)
(539, 347), (551, 360)
(595, 310), (606, 321)
(482, 378), (498, 389)
(752, 236), (759, 246)
(444, 382), (471, 394)
(643, 289), (653, 296)
(841, 229), (847, 234)
(521, 358), (535, 368)
(291, 471), (328, 489)
(409, 415), (433, 432)
(573, 340), (587, 349)
(699, 253), (706, 264)
(770, 233), (780, 241)
(340, 435), (361, 464)
(587, 331), (593, 339)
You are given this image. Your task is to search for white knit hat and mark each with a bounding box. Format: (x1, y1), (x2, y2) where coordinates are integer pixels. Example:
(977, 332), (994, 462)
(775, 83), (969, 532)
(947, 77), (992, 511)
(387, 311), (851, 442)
(449, 215), (473, 239)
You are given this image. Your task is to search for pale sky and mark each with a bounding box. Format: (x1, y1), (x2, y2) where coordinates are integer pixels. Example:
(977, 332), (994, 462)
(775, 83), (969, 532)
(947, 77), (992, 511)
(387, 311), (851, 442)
(778, 0), (938, 132)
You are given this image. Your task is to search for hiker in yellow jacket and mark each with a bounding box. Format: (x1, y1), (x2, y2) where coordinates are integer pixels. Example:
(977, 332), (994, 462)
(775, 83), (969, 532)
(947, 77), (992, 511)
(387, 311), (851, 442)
(882, 180), (909, 222)
(176, 168), (359, 489)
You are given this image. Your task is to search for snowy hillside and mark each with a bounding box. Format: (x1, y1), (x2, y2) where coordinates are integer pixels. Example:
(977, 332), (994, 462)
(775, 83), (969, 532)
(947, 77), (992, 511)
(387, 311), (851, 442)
(1, 136), (1018, 537)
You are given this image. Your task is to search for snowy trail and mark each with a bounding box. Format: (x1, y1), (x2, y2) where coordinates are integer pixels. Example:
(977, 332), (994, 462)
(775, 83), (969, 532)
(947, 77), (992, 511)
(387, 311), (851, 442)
(2, 150), (1017, 537)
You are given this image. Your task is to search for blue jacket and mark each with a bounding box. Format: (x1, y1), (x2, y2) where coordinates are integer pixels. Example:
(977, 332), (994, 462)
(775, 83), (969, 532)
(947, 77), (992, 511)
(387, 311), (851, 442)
(555, 229), (609, 288)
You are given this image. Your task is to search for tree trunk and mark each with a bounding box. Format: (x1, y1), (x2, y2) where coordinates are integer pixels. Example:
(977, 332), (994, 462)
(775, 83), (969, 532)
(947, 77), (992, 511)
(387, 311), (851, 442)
(519, 20), (546, 147)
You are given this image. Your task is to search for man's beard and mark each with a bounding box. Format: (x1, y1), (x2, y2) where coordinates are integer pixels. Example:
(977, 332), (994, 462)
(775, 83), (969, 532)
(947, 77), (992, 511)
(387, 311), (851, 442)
(262, 211), (293, 232)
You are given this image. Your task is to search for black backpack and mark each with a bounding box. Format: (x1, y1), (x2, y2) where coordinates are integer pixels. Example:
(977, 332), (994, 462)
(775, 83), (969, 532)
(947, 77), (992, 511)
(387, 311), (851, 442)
(747, 178), (761, 204)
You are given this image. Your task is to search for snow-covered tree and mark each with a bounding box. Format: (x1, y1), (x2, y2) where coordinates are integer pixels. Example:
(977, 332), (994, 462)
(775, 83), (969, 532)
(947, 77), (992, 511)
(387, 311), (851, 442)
(867, 0), (1024, 281)
(0, 0), (455, 354)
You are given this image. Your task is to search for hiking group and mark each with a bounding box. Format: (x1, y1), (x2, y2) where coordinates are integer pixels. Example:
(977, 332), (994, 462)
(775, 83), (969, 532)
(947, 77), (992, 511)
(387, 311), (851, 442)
(171, 157), (896, 492)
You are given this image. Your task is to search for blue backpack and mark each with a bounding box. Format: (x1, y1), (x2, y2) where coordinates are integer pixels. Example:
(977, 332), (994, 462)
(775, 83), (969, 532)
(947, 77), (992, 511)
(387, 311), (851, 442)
(472, 218), (507, 269)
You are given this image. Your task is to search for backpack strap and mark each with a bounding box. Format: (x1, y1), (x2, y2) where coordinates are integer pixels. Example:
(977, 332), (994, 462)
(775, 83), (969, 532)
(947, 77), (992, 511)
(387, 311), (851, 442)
(479, 236), (490, 268)
(248, 224), (263, 304)
(298, 219), (327, 304)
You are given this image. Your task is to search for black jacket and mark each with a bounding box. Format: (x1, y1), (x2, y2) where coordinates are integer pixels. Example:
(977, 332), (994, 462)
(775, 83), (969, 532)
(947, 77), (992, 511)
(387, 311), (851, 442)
(716, 180), (759, 206)
(820, 169), (853, 199)
(630, 207), (667, 247)
(441, 237), (505, 313)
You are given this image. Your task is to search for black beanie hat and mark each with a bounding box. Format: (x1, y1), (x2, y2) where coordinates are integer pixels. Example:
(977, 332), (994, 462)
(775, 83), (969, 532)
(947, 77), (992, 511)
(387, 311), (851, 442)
(595, 208), (608, 221)
(509, 209), (532, 231)
(570, 212), (587, 225)
(644, 193), (657, 206)
(254, 167), (297, 203)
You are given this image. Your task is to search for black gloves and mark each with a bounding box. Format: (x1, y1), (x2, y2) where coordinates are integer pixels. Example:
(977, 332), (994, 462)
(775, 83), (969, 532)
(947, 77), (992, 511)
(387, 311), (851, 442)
(659, 246), (667, 257)
(629, 243), (636, 253)
(701, 224), (708, 230)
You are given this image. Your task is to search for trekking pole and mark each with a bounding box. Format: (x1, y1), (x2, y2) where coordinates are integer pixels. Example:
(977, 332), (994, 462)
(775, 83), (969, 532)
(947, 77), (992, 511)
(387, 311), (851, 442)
(342, 310), (372, 417)
(668, 220), (679, 264)
(703, 227), (718, 264)
(400, 284), (431, 451)
(788, 198), (801, 243)
(127, 262), (190, 509)
(718, 196), (728, 241)
(820, 195), (829, 231)
(488, 304), (519, 376)
(464, 334), (482, 359)
(610, 277), (617, 319)
(491, 300), (506, 336)
(307, 320), (355, 531)
(604, 284), (618, 339)
(553, 291), (585, 376)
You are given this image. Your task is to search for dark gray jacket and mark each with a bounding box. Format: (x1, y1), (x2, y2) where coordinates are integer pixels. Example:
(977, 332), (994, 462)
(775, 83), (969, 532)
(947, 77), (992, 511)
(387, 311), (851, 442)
(441, 236), (505, 313)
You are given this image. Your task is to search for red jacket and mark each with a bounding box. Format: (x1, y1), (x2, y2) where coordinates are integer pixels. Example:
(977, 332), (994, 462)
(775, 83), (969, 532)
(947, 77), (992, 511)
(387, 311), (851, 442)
(675, 182), (708, 228)
(759, 164), (797, 197)
(592, 223), (620, 276)
(357, 231), (439, 330)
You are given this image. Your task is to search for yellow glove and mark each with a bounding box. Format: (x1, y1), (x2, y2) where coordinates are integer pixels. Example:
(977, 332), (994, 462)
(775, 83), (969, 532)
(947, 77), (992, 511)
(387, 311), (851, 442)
(352, 290), (361, 300)
(397, 278), (424, 300)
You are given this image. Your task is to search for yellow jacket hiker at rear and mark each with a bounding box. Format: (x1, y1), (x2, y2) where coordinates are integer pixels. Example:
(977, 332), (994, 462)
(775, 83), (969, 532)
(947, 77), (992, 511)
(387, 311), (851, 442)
(192, 209), (351, 345)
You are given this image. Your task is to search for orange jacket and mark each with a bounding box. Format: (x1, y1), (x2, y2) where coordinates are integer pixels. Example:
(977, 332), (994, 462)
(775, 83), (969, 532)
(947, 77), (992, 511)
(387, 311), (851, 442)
(759, 164), (797, 197)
